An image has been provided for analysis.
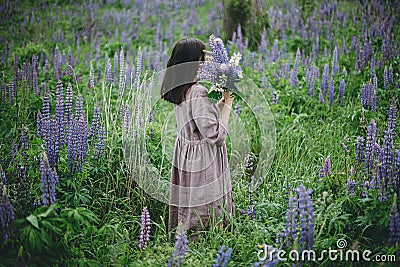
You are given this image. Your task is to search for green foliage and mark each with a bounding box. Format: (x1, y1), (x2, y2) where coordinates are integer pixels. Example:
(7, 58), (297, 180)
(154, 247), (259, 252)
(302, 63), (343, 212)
(222, 0), (269, 51)
(222, 0), (252, 40)
(15, 43), (47, 67)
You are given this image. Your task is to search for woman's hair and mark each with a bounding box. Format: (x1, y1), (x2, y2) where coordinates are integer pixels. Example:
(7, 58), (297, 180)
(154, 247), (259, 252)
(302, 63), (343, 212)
(161, 38), (205, 105)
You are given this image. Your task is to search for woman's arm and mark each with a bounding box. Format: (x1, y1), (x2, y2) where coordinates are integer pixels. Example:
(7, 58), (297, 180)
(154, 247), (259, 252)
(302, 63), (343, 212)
(220, 91), (234, 126)
(217, 97), (225, 111)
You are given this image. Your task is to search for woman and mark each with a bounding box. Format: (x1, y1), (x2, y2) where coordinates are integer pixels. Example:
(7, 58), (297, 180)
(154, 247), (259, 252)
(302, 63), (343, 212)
(161, 38), (236, 242)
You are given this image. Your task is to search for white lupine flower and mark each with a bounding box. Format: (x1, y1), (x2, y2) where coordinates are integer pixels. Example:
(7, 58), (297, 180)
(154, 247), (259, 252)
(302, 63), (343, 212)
(230, 52), (242, 67)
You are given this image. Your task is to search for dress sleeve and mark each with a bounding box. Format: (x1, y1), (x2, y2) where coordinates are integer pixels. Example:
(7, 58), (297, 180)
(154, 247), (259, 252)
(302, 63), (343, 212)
(190, 84), (229, 147)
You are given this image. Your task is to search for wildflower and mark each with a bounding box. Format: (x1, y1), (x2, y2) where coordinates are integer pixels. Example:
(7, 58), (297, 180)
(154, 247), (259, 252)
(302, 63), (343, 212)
(328, 77), (334, 106)
(138, 207), (151, 249)
(89, 105), (101, 144)
(213, 245), (232, 267)
(235, 104), (241, 116)
(296, 185), (314, 251)
(332, 46), (339, 76)
(388, 197), (400, 247)
(387, 101), (397, 131)
(0, 185), (15, 239)
(198, 34), (242, 92)
(168, 221), (189, 267)
(318, 156), (331, 178)
(40, 153), (57, 206)
(364, 120), (377, 179)
(279, 191), (297, 249)
(355, 136), (365, 164)
(338, 79), (345, 105)
(289, 48), (300, 87)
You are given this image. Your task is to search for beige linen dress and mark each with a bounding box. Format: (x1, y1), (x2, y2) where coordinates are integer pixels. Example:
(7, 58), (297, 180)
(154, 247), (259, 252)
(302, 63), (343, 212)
(168, 83), (236, 241)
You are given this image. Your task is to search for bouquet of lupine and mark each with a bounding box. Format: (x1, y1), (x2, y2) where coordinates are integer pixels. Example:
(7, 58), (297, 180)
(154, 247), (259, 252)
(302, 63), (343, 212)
(198, 34), (243, 92)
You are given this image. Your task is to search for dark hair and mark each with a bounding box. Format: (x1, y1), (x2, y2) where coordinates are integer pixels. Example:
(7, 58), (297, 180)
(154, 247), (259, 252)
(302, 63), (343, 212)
(161, 38), (206, 105)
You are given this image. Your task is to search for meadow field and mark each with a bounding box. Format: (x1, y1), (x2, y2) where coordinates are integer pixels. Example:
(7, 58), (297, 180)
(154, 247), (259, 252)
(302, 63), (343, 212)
(0, 0), (399, 266)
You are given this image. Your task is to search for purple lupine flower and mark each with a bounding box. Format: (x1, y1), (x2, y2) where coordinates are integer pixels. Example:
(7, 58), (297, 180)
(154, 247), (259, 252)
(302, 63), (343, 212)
(89, 105), (101, 143)
(56, 81), (65, 146)
(393, 148), (400, 191)
(321, 64), (329, 94)
(46, 115), (60, 170)
(135, 48), (143, 89)
(95, 125), (106, 159)
(279, 191), (297, 249)
(355, 136), (365, 164)
(75, 93), (83, 118)
(138, 206), (151, 249)
(337, 79), (345, 105)
(378, 129), (394, 193)
(33, 69), (39, 96)
(65, 83), (73, 123)
(0, 185), (15, 239)
(296, 185), (314, 251)
(40, 153), (57, 206)
(328, 77), (334, 106)
(360, 83), (375, 110)
(213, 245), (233, 267)
(271, 39), (279, 62)
(388, 200), (400, 247)
(387, 101), (397, 131)
(167, 222), (189, 267)
(245, 155), (255, 174)
(120, 105), (131, 135)
(364, 120), (377, 179)
(114, 51), (119, 82)
(105, 57), (113, 83)
(289, 48), (300, 87)
(388, 65), (394, 85)
(9, 82), (15, 106)
(258, 27), (267, 54)
(332, 46), (339, 76)
(67, 111), (89, 174)
(319, 156), (331, 178)
(89, 63), (95, 88)
(40, 93), (51, 141)
(346, 179), (356, 196)
(235, 104), (241, 116)
(13, 53), (18, 86)
(384, 67), (389, 90)
(119, 47), (126, 95)
(308, 66), (317, 98)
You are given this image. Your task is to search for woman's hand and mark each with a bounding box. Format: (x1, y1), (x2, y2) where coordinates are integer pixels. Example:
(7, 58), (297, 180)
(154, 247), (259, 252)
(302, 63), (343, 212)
(222, 91), (234, 105)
